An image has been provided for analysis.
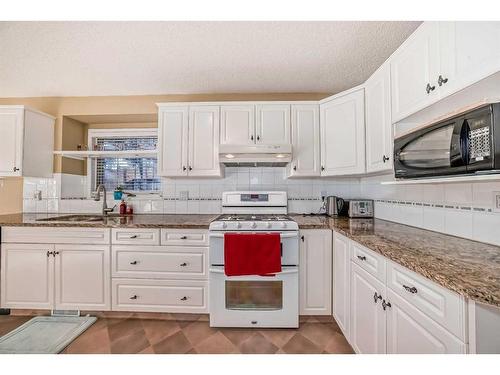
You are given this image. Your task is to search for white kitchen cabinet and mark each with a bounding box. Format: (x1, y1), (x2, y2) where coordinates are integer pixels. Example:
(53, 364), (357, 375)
(438, 21), (500, 98)
(220, 105), (255, 145)
(157, 106), (189, 177)
(350, 263), (387, 354)
(332, 232), (351, 338)
(386, 289), (466, 354)
(287, 104), (320, 177)
(320, 89), (365, 176)
(365, 62), (393, 173)
(157, 105), (221, 177)
(0, 106), (55, 177)
(299, 230), (332, 315)
(188, 106), (220, 176)
(54, 245), (111, 311)
(255, 104), (290, 145)
(391, 22), (440, 122)
(0, 244), (54, 309)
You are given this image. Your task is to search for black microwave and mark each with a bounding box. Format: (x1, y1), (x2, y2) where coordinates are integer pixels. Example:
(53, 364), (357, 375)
(394, 103), (500, 179)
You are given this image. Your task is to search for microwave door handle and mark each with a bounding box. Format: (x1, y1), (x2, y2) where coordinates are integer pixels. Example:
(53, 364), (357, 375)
(460, 120), (470, 165)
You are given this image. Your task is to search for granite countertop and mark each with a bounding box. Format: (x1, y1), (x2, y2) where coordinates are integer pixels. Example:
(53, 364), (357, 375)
(0, 213), (219, 229)
(291, 214), (500, 308)
(1, 212), (499, 307)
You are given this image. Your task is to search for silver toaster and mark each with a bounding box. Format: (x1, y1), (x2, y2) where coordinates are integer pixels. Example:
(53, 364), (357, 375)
(347, 199), (374, 218)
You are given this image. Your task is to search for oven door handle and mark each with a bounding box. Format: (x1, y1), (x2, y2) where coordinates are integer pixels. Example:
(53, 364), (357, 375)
(209, 232), (298, 239)
(209, 267), (298, 275)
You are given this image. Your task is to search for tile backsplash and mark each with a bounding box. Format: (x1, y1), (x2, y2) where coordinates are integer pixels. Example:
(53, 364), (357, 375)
(22, 168), (500, 246)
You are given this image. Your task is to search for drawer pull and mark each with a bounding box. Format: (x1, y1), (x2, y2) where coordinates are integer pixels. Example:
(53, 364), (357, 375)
(129, 235), (138, 239)
(382, 300), (392, 311)
(180, 262), (188, 267)
(130, 260), (138, 265)
(180, 236), (188, 240)
(357, 255), (367, 261)
(403, 285), (418, 294)
(373, 292), (382, 303)
(180, 296), (188, 301)
(130, 295), (138, 300)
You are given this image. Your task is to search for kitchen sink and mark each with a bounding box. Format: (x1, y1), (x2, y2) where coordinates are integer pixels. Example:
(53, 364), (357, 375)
(36, 214), (122, 222)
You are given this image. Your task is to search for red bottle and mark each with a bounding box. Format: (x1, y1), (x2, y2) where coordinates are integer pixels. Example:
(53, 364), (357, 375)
(126, 205), (133, 215)
(119, 200), (127, 215)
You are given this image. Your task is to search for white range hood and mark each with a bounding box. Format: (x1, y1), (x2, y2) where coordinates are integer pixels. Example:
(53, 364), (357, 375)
(219, 144), (292, 166)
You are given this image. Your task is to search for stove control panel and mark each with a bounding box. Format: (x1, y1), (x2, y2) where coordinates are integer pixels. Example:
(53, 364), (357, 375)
(209, 220), (298, 231)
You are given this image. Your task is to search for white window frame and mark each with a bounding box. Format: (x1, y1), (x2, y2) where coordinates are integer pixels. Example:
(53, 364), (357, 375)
(87, 128), (159, 197)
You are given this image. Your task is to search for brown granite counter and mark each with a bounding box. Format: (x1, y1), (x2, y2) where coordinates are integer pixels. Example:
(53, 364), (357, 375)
(0, 213), (218, 229)
(291, 214), (500, 308)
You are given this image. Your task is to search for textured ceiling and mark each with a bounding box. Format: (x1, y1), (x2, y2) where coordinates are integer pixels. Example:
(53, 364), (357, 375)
(0, 21), (421, 98)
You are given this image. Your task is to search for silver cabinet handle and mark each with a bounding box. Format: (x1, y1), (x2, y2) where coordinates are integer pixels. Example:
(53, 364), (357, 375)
(357, 255), (367, 261)
(180, 296), (188, 301)
(373, 292), (382, 303)
(180, 236), (188, 240)
(382, 155), (390, 163)
(129, 235), (138, 239)
(426, 83), (436, 94)
(180, 262), (188, 267)
(382, 300), (392, 310)
(130, 295), (138, 300)
(403, 285), (418, 294)
(438, 75), (448, 86)
(47, 251), (52, 257)
(130, 260), (138, 265)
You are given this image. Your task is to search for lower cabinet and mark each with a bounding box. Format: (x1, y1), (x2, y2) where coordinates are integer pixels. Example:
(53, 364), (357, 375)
(299, 230), (332, 315)
(350, 263), (387, 354)
(0, 243), (110, 310)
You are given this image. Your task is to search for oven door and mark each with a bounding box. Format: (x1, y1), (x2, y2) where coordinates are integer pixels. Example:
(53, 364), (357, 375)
(209, 266), (299, 328)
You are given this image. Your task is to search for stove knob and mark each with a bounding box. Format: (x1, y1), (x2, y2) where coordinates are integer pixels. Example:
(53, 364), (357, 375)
(281, 222), (287, 229)
(222, 222), (227, 229)
(236, 222), (242, 229)
(266, 222), (272, 229)
(251, 222), (257, 229)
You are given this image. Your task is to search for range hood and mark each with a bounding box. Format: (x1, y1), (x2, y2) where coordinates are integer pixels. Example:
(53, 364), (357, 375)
(219, 144), (292, 167)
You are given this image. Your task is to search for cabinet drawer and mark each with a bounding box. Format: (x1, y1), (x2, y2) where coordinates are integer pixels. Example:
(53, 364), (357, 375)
(112, 246), (208, 279)
(111, 279), (208, 313)
(351, 241), (386, 282)
(161, 229), (209, 246)
(386, 261), (466, 340)
(1, 227), (110, 244)
(111, 228), (160, 245)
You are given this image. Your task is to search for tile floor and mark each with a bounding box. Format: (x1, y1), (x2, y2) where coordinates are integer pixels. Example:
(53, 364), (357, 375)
(0, 312), (353, 354)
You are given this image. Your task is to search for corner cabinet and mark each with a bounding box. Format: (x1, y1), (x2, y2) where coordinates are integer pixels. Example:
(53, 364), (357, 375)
(365, 63), (393, 173)
(157, 105), (221, 177)
(299, 230), (332, 315)
(320, 89), (365, 176)
(0, 105), (55, 177)
(287, 104), (321, 177)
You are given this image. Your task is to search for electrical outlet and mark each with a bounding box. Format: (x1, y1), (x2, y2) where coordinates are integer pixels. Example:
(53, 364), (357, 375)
(494, 191), (500, 212)
(179, 191), (189, 201)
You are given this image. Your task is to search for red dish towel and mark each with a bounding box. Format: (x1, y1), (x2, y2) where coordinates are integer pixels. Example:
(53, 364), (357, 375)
(224, 233), (282, 276)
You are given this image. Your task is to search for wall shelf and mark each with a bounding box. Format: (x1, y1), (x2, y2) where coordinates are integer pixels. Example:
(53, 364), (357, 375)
(381, 174), (500, 185)
(54, 150), (158, 161)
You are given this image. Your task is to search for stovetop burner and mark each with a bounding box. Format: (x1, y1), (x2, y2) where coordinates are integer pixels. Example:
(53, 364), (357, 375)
(215, 214), (293, 222)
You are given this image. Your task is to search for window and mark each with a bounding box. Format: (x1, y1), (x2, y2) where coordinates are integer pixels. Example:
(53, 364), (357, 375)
(89, 129), (160, 193)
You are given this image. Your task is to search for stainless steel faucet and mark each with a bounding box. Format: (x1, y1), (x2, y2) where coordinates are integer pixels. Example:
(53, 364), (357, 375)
(94, 184), (116, 216)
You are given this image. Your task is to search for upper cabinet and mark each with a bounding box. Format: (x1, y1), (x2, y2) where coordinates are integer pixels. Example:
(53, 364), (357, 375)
(220, 105), (255, 145)
(391, 21), (500, 122)
(320, 89), (365, 176)
(255, 104), (290, 145)
(365, 63), (393, 173)
(287, 104), (320, 177)
(0, 106), (55, 178)
(158, 105), (221, 178)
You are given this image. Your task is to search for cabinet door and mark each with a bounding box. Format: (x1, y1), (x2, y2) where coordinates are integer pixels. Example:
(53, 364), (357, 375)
(439, 21), (500, 98)
(0, 243), (54, 309)
(365, 63), (393, 173)
(0, 107), (23, 176)
(188, 106), (221, 177)
(220, 105), (255, 145)
(255, 104), (290, 145)
(54, 245), (111, 311)
(299, 230), (332, 315)
(320, 89), (365, 176)
(386, 289), (466, 354)
(333, 233), (351, 338)
(157, 106), (189, 177)
(350, 263), (386, 354)
(288, 104), (320, 177)
(391, 22), (440, 122)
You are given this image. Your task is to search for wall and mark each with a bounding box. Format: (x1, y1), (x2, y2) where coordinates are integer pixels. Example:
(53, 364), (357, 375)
(0, 178), (23, 214)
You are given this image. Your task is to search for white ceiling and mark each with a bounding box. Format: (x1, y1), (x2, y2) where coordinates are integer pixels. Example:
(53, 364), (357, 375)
(0, 21), (421, 98)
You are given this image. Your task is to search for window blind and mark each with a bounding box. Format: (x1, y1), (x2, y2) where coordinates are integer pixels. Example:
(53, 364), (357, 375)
(92, 136), (160, 192)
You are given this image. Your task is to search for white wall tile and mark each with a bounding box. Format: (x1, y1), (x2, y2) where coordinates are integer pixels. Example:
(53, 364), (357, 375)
(472, 211), (500, 246)
(23, 199), (36, 213)
(422, 206), (446, 233)
(445, 209), (473, 239)
(472, 182), (500, 209)
(163, 200), (176, 214)
(444, 183), (473, 205)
